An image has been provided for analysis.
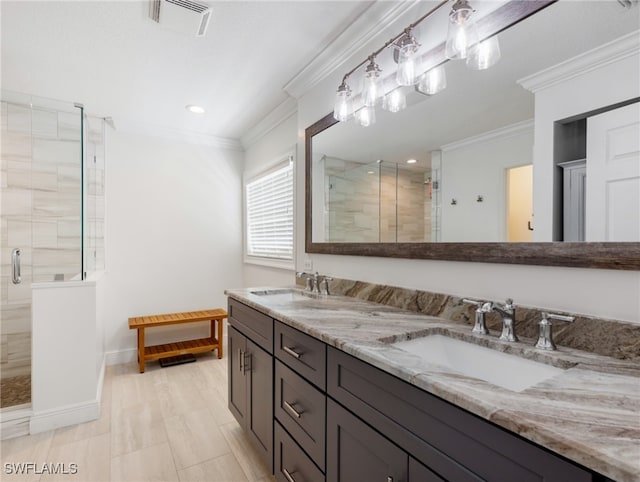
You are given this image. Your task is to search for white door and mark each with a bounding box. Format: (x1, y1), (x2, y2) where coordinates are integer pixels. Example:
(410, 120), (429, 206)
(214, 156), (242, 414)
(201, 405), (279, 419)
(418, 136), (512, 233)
(586, 102), (640, 241)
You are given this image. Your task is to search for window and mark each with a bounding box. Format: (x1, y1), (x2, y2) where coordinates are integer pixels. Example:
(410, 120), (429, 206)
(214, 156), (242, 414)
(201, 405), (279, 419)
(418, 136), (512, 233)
(245, 156), (294, 267)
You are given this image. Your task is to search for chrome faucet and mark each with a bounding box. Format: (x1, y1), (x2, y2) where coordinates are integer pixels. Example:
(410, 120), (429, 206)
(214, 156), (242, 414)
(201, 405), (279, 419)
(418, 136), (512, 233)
(462, 299), (492, 335)
(310, 272), (321, 293)
(492, 298), (518, 342)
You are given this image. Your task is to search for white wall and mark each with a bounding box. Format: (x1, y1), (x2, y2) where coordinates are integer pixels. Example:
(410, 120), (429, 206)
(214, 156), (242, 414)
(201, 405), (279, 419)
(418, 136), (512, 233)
(288, 36), (640, 324)
(104, 130), (244, 361)
(242, 113), (298, 287)
(440, 123), (533, 242)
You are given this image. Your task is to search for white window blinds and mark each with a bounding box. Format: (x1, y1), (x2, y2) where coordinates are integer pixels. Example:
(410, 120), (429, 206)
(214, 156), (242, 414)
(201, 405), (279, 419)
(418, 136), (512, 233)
(245, 158), (294, 261)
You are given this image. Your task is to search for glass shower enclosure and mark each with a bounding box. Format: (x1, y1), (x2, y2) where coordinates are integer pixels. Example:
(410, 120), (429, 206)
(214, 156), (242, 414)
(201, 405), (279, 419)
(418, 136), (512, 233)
(0, 90), (105, 409)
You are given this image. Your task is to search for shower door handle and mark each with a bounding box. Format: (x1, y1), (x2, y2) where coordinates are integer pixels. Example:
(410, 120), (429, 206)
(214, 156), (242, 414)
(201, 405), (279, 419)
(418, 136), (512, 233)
(11, 248), (21, 284)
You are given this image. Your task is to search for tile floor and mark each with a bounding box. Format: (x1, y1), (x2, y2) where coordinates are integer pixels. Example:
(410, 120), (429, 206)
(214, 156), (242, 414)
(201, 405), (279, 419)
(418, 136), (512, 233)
(0, 351), (275, 482)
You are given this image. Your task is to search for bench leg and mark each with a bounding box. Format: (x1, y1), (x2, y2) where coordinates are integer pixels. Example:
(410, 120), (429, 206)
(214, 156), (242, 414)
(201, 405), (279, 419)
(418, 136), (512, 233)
(138, 328), (145, 373)
(217, 319), (224, 359)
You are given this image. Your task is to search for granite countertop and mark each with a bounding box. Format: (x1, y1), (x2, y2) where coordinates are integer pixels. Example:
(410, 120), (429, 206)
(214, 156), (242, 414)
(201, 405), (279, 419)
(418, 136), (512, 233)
(225, 287), (640, 482)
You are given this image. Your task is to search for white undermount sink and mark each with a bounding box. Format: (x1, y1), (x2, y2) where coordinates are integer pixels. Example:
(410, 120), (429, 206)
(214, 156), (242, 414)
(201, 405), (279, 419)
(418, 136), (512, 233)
(391, 335), (566, 392)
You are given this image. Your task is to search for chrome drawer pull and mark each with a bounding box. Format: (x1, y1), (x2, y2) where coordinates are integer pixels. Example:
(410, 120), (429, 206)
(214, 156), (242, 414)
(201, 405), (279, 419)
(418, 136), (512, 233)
(283, 468), (296, 482)
(238, 349), (243, 373)
(283, 345), (302, 359)
(387, 477), (393, 482)
(284, 400), (303, 419)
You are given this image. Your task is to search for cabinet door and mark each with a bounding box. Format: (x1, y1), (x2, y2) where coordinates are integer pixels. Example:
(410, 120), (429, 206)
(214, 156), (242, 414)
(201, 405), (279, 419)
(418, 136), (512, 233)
(228, 325), (247, 425)
(327, 399), (407, 482)
(247, 338), (274, 473)
(409, 457), (444, 482)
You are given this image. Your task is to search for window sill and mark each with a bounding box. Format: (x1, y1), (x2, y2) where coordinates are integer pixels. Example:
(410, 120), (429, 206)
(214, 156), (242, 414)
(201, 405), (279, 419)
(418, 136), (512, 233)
(243, 255), (295, 271)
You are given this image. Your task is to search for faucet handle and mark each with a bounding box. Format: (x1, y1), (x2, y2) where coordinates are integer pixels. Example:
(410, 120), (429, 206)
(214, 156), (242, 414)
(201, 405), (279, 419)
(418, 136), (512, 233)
(296, 271), (314, 291)
(320, 276), (333, 295)
(535, 312), (575, 351)
(462, 299), (491, 335)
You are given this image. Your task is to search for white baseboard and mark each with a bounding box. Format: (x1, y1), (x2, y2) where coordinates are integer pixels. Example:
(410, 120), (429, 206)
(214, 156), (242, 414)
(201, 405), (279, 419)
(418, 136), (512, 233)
(30, 400), (100, 434)
(0, 407), (32, 440)
(105, 348), (137, 366)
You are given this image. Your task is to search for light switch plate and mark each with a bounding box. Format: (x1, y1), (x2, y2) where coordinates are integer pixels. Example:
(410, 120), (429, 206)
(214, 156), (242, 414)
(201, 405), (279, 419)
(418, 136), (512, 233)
(303, 258), (313, 270)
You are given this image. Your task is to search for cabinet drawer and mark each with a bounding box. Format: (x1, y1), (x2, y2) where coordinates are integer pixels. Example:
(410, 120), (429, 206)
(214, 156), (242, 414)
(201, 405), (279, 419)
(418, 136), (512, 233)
(275, 321), (326, 390)
(275, 360), (326, 471)
(275, 422), (324, 482)
(228, 299), (273, 353)
(328, 347), (593, 482)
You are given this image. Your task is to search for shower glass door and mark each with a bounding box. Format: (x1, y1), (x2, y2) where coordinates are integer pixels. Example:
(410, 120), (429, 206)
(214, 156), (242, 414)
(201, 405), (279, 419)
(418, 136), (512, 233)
(1, 91), (82, 408)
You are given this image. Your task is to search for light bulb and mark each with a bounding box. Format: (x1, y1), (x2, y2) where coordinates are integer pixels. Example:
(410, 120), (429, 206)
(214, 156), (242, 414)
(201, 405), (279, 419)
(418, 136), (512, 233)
(382, 88), (406, 113)
(333, 82), (353, 122)
(418, 64), (447, 95)
(466, 35), (501, 70)
(445, 0), (479, 60)
(356, 106), (376, 127)
(362, 57), (382, 107)
(396, 30), (421, 86)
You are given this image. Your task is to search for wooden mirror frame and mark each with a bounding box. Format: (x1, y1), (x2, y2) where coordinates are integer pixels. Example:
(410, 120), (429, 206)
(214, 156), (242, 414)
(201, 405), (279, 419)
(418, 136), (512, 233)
(304, 2), (640, 271)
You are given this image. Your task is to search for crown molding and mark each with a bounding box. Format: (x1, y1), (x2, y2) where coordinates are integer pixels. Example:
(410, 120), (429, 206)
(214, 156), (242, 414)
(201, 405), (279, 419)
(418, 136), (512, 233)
(518, 30), (640, 93)
(283, 0), (422, 99)
(117, 120), (244, 151)
(241, 97), (297, 149)
(440, 119), (534, 152)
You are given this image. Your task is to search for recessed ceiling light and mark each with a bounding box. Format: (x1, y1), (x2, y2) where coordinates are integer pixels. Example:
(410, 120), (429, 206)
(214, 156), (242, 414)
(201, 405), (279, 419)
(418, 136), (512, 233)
(367, 171), (375, 175)
(407, 159), (417, 164)
(186, 104), (205, 114)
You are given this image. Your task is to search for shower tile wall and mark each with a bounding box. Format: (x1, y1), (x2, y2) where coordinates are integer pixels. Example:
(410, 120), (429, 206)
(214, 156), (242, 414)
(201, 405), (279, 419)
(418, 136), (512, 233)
(324, 157), (430, 242)
(1, 100), (81, 386)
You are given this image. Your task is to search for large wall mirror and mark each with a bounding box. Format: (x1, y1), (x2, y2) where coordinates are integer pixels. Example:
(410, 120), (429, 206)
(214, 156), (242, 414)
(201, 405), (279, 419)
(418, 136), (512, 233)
(305, 0), (640, 270)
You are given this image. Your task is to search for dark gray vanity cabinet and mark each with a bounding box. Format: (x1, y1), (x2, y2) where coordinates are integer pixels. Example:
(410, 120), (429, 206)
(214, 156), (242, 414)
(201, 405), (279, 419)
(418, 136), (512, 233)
(328, 398), (445, 482)
(228, 300), (274, 473)
(226, 298), (607, 482)
(327, 347), (594, 482)
(274, 320), (327, 482)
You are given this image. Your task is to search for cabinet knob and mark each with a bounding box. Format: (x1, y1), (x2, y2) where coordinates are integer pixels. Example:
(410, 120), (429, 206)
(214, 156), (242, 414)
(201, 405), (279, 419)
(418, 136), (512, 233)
(387, 477), (394, 482)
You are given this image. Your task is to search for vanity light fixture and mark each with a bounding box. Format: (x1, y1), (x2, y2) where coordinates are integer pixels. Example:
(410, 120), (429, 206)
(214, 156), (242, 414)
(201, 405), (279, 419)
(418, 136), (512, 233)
(396, 29), (421, 86)
(356, 106), (376, 127)
(333, 81), (353, 121)
(382, 88), (407, 113)
(407, 159), (417, 164)
(445, 0), (479, 60)
(362, 56), (382, 107)
(333, 0), (500, 125)
(186, 104), (205, 114)
(466, 35), (501, 70)
(417, 63), (447, 95)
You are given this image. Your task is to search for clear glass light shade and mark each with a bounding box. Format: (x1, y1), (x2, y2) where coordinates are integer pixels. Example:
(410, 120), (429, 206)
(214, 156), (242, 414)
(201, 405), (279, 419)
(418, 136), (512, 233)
(362, 71), (382, 107)
(418, 64), (447, 95)
(356, 106), (376, 127)
(382, 88), (406, 113)
(396, 32), (421, 86)
(333, 84), (353, 122)
(466, 36), (501, 70)
(445, 4), (479, 60)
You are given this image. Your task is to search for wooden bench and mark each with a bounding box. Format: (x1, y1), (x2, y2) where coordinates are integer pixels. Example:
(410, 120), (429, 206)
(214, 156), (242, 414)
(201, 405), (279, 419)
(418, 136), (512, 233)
(128, 309), (227, 373)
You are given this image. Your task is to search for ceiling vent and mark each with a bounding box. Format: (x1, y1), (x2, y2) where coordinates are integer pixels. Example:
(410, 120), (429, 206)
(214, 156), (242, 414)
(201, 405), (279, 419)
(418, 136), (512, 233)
(149, 0), (212, 37)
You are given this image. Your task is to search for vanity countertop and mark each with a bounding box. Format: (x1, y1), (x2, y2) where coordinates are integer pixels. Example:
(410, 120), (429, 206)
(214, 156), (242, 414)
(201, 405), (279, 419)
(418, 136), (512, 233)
(225, 287), (640, 482)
